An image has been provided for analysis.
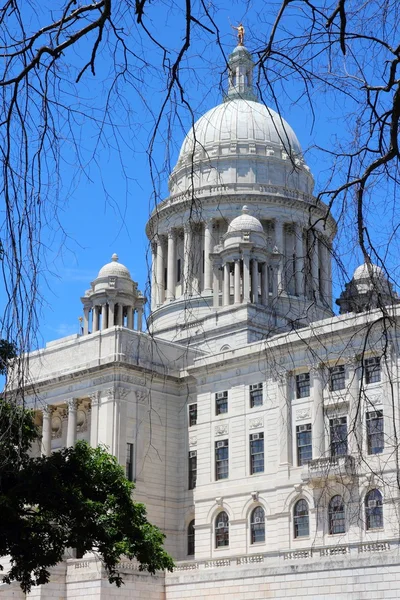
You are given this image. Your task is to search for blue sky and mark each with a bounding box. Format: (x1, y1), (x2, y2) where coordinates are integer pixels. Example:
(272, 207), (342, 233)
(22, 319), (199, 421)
(14, 1), (395, 347)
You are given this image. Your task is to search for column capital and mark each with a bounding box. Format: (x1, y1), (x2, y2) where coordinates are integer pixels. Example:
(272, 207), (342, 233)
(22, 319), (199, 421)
(66, 398), (78, 412)
(89, 391), (100, 406)
(167, 228), (177, 240)
(310, 362), (325, 375)
(42, 404), (55, 417)
(276, 369), (293, 385)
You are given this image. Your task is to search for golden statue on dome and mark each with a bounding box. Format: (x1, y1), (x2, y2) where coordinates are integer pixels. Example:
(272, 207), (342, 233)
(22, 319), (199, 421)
(231, 22), (245, 46)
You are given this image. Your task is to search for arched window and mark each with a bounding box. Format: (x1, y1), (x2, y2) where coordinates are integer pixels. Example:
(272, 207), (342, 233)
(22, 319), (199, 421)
(187, 520), (195, 556)
(293, 499), (309, 538)
(250, 506), (265, 544)
(215, 511), (229, 547)
(328, 495), (345, 534)
(365, 489), (383, 530)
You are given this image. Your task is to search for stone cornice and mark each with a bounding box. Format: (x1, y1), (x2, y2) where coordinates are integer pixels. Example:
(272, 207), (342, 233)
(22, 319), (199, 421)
(146, 190), (336, 238)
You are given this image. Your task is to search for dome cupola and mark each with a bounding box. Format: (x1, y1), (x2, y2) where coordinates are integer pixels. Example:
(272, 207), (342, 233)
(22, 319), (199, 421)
(81, 254), (146, 335)
(228, 205), (264, 233)
(336, 261), (400, 314)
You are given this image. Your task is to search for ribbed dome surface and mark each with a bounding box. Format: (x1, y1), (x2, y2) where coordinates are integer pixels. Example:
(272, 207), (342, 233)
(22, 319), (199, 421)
(353, 263), (386, 281)
(178, 99), (302, 161)
(97, 254), (131, 279)
(228, 206), (264, 233)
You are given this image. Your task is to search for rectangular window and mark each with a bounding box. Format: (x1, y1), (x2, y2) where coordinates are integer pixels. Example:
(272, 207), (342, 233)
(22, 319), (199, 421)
(250, 383), (263, 408)
(216, 391), (228, 415)
(330, 417), (348, 457)
(126, 443), (134, 482)
(365, 357), (381, 384)
(215, 440), (229, 480)
(188, 450), (197, 489)
(367, 410), (384, 454)
(189, 403), (197, 426)
(250, 432), (264, 474)
(296, 373), (310, 399)
(329, 365), (346, 391)
(296, 424), (312, 466)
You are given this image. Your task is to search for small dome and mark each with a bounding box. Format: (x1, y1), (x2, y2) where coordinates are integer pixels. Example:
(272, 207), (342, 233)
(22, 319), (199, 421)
(353, 263), (386, 281)
(228, 206), (264, 233)
(97, 254), (131, 279)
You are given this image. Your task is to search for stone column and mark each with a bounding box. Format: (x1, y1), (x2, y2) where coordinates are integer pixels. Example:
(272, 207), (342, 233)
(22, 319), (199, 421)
(326, 241), (333, 308)
(311, 231), (320, 300)
(261, 262), (269, 305)
(223, 262), (230, 306)
(320, 239), (331, 304)
(204, 220), (213, 292)
(156, 236), (165, 305)
(89, 392), (99, 448)
(348, 357), (361, 455)
(42, 406), (53, 457)
(271, 265), (278, 299)
(92, 305), (99, 333)
(213, 261), (220, 308)
(127, 306), (133, 329)
(295, 223), (304, 297)
(234, 260), (241, 304)
(66, 398), (78, 447)
(183, 223), (193, 296)
(166, 230), (177, 300)
(83, 307), (90, 335)
(101, 304), (108, 330)
(275, 220), (284, 293)
(151, 242), (157, 311)
(108, 301), (115, 328)
(137, 306), (143, 331)
(116, 304), (123, 326)
(277, 371), (293, 466)
(251, 258), (259, 304)
(311, 365), (325, 459)
(242, 251), (251, 303)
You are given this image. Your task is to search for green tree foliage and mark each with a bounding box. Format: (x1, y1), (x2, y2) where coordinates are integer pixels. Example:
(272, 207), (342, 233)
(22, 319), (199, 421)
(0, 400), (174, 593)
(0, 339), (17, 376)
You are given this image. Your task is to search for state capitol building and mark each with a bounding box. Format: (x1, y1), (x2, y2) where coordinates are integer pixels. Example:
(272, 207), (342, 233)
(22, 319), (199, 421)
(3, 42), (400, 600)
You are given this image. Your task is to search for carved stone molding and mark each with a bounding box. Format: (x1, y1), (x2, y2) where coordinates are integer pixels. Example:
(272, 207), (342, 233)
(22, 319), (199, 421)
(251, 491), (259, 502)
(296, 408), (311, 421)
(77, 408), (88, 433)
(189, 437), (197, 447)
(215, 424), (228, 437)
(249, 417), (263, 430)
(135, 390), (148, 403)
(116, 387), (130, 400)
(215, 497), (223, 506)
(367, 393), (383, 406)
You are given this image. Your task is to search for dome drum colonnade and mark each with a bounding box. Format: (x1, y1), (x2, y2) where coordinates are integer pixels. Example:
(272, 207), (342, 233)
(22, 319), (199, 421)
(147, 43), (335, 330)
(150, 209), (333, 311)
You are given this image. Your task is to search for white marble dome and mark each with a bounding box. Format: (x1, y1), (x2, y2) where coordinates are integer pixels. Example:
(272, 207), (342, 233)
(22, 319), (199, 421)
(97, 254), (131, 279)
(177, 99), (302, 163)
(228, 206), (264, 233)
(353, 263), (386, 281)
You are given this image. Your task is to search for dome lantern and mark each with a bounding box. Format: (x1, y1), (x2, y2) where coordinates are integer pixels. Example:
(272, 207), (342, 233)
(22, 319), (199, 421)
(225, 45), (258, 103)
